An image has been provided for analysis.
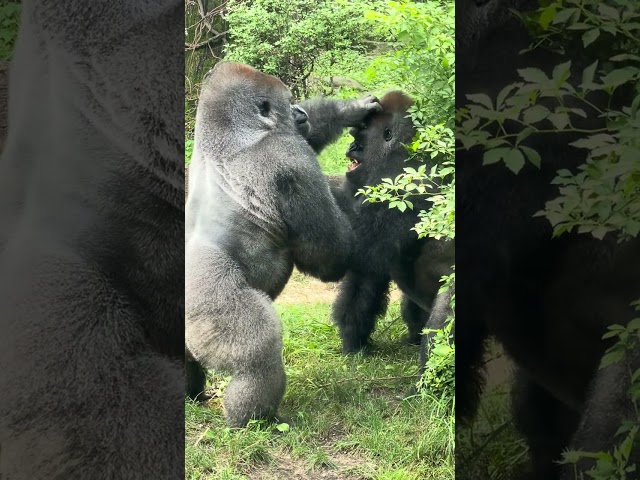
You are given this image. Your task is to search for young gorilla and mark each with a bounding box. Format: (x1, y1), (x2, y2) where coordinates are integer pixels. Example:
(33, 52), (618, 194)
(185, 62), (382, 427)
(456, 0), (640, 478)
(329, 91), (454, 354)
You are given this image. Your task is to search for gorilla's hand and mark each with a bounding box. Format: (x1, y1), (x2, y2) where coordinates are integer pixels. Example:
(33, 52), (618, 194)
(339, 95), (383, 127)
(291, 104), (311, 138)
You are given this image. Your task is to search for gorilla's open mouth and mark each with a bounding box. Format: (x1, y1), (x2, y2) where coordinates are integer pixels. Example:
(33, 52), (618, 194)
(346, 142), (363, 172)
(347, 155), (361, 171)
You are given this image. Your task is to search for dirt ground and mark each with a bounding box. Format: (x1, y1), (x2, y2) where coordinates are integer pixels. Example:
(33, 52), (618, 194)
(277, 269), (402, 305)
(248, 451), (373, 480)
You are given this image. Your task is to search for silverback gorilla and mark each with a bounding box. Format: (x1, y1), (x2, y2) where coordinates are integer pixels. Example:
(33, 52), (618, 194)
(457, 0), (640, 478)
(0, 1), (184, 478)
(329, 91), (454, 358)
(185, 62), (382, 427)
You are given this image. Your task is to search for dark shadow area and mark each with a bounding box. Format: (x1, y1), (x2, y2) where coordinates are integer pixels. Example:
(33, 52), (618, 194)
(0, 2), (185, 477)
(456, 0), (640, 478)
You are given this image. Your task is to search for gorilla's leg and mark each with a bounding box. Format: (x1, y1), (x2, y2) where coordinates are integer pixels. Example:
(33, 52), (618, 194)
(418, 287), (454, 374)
(186, 248), (286, 428)
(185, 348), (209, 402)
(456, 313), (489, 422)
(333, 271), (391, 353)
(401, 295), (428, 345)
(512, 370), (581, 479)
(559, 349), (640, 479)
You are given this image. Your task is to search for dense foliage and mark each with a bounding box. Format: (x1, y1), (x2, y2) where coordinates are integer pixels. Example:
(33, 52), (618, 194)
(0, 1), (21, 61)
(224, 0), (381, 98)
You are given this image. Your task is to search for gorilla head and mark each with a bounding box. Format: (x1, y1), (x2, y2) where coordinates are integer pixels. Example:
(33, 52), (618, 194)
(345, 91), (416, 188)
(197, 62), (309, 145)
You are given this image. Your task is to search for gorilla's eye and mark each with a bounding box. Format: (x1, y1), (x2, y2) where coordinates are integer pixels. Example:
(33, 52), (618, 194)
(259, 101), (271, 117)
(383, 128), (393, 141)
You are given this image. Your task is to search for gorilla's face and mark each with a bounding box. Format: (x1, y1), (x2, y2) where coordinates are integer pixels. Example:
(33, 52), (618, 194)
(345, 91), (415, 187)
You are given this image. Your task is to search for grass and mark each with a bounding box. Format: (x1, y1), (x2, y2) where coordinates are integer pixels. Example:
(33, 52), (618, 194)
(185, 275), (455, 480)
(317, 132), (353, 175)
(455, 345), (530, 480)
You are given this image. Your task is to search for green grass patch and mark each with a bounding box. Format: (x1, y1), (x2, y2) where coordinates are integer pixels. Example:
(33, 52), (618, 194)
(186, 300), (454, 479)
(317, 133), (353, 175)
(456, 347), (529, 480)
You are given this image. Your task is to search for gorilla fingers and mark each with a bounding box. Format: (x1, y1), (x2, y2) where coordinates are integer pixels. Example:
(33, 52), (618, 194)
(299, 95), (382, 153)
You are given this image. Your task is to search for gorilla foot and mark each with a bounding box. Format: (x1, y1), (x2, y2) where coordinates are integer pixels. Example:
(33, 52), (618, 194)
(223, 369), (286, 428)
(188, 391), (212, 403)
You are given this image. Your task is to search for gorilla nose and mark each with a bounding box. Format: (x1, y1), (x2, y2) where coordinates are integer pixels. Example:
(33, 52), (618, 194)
(291, 104), (308, 124)
(347, 142), (361, 152)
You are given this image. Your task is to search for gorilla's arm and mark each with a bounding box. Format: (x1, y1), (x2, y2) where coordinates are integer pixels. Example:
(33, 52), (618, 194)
(300, 96), (381, 153)
(325, 174), (356, 216)
(276, 170), (354, 282)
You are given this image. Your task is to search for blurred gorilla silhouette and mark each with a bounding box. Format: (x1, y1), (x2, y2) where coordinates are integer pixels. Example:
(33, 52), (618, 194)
(185, 62), (382, 427)
(456, 0), (640, 478)
(0, 1), (185, 478)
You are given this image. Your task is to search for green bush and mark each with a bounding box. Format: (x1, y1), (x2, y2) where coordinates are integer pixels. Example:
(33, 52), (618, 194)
(0, 1), (21, 61)
(224, 0), (381, 98)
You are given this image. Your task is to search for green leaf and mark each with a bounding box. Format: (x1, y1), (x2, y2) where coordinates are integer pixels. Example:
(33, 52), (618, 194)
(523, 105), (550, 124)
(582, 29), (600, 48)
(496, 84), (518, 110)
(539, 5), (556, 30)
(466, 93), (493, 110)
(552, 7), (578, 25)
(549, 112), (570, 130)
(581, 60), (598, 88)
(598, 4), (619, 21)
(276, 423), (290, 432)
(483, 147), (509, 165)
(601, 349), (625, 367)
(567, 23), (591, 30)
(521, 146), (541, 168)
(518, 67), (549, 84)
(504, 149), (526, 174)
(516, 127), (534, 146)
(601, 67), (638, 89)
(552, 61), (572, 83)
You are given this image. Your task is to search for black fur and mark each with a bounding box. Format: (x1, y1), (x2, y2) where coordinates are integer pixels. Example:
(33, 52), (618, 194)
(329, 91), (455, 353)
(456, 1), (640, 477)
